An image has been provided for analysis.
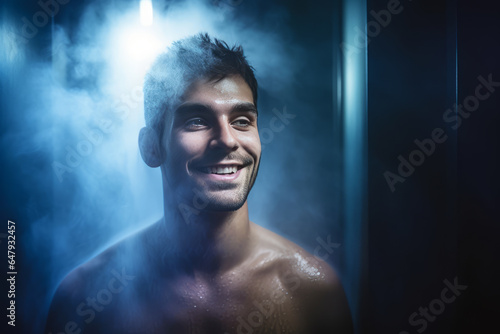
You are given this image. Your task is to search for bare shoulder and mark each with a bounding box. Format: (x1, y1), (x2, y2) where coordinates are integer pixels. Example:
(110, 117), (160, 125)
(249, 222), (340, 284)
(51, 227), (143, 292)
(44, 226), (150, 332)
(249, 222), (354, 333)
(45, 251), (110, 332)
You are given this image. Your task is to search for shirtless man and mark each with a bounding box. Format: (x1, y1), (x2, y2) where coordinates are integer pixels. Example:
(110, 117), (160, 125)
(45, 34), (353, 334)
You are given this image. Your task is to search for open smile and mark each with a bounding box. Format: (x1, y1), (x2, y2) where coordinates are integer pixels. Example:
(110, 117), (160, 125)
(193, 163), (248, 182)
(199, 165), (242, 175)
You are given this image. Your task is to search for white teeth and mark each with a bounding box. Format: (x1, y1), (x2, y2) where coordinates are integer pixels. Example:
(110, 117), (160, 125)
(202, 166), (238, 174)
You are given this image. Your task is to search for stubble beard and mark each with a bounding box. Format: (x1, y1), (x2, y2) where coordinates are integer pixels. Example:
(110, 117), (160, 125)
(191, 158), (260, 212)
(170, 155), (260, 213)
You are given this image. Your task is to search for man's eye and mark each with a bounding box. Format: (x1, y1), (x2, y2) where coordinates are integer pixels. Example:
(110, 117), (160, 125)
(185, 118), (207, 129)
(232, 118), (251, 128)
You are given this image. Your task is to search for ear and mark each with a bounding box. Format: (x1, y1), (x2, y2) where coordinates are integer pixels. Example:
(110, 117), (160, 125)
(138, 127), (165, 168)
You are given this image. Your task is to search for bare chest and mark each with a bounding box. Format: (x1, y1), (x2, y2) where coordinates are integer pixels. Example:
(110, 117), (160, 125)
(101, 272), (304, 334)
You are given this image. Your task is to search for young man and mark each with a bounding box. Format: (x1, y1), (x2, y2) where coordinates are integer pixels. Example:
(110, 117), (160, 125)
(45, 34), (353, 334)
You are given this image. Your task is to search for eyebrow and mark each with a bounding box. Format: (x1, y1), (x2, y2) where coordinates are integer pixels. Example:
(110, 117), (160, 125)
(174, 102), (258, 116)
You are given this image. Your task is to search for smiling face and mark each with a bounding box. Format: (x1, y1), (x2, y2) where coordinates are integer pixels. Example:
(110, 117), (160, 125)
(161, 75), (261, 211)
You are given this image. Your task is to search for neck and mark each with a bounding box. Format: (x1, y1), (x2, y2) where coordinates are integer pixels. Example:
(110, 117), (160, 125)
(158, 193), (252, 274)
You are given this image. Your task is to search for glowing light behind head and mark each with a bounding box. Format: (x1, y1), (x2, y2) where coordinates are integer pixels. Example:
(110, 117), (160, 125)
(38, 0), (298, 244)
(116, 28), (162, 70)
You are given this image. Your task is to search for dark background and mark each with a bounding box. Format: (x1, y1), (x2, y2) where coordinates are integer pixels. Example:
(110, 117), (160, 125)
(1, 0), (498, 333)
(366, 0), (499, 333)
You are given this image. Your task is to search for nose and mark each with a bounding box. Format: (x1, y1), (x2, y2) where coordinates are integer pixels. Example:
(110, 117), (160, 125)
(209, 118), (238, 152)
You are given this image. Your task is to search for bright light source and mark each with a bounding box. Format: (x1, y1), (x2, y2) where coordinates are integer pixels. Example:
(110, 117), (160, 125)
(140, 0), (153, 26)
(120, 31), (162, 64)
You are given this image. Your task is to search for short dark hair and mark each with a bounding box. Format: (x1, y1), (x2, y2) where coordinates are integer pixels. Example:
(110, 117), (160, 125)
(143, 33), (258, 134)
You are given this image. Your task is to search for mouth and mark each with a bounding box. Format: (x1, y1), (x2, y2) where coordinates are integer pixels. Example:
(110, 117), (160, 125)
(191, 162), (248, 182)
(198, 165), (242, 175)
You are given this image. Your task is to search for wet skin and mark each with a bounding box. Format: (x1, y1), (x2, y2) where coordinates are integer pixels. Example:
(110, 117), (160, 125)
(45, 76), (353, 334)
